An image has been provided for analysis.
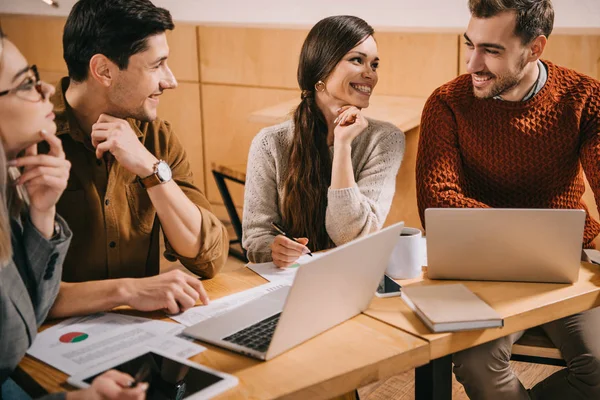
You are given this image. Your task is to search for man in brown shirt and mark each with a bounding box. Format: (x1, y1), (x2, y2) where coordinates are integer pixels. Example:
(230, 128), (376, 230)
(46, 0), (228, 318)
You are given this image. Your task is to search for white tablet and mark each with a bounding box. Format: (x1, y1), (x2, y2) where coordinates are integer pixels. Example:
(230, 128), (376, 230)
(67, 347), (238, 399)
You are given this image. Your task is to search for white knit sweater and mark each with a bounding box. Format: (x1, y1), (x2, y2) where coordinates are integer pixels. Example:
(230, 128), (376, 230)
(242, 118), (405, 263)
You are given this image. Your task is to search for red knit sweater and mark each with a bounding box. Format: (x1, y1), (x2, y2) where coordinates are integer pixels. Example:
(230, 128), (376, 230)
(416, 61), (600, 248)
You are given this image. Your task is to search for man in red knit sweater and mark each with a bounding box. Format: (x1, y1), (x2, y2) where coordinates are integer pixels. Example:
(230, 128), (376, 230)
(416, 0), (600, 399)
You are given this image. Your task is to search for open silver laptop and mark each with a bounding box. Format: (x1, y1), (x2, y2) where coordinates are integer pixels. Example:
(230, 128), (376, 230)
(183, 222), (404, 360)
(425, 208), (586, 283)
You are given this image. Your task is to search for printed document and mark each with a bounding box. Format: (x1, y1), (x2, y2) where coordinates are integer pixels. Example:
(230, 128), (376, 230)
(27, 313), (205, 375)
(170, 281), (289, 326)
(247, 253), (322, 284)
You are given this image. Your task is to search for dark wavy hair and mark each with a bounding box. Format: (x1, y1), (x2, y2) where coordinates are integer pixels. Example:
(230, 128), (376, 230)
(280, 15), (374, 251)
(63, 0), (174, 82)
(469, 0), (554, 44)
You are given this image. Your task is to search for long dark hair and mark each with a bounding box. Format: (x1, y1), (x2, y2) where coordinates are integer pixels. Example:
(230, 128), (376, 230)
(281, 15), (374, 251)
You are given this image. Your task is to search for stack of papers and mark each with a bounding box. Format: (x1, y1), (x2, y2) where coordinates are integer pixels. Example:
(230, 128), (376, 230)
(169, 281), (289, 326)
(27, 313), (205, 375)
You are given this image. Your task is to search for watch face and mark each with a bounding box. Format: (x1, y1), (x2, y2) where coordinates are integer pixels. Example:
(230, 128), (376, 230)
(157, 161), (172, 182)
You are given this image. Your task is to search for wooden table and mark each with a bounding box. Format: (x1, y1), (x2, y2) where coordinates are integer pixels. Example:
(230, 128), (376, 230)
(19, 268), (430, 400)
(364, 263), (600, 399)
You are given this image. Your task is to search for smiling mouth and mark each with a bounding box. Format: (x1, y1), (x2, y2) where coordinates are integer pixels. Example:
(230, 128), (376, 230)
(472, 74), (493, 85)
(148, 94), (161, 103)
(350, 83), (372, 95)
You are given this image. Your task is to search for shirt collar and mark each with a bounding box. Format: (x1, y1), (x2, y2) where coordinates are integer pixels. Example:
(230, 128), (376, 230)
(493, 59), (547, 102)
(52, 77), (144, 144)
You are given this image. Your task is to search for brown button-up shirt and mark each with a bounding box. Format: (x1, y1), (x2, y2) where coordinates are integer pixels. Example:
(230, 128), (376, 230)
(47, 78), (228, 282)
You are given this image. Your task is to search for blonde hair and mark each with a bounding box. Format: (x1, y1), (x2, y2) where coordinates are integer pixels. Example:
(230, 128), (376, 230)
(0, 28), (13, 265)
(0, 145), (13, 265)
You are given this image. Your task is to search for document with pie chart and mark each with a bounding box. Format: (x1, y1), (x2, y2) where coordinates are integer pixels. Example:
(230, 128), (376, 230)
(27, 312), (205, 375)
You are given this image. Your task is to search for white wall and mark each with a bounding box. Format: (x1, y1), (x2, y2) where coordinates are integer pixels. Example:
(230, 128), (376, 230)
(1, 0), (599, 29)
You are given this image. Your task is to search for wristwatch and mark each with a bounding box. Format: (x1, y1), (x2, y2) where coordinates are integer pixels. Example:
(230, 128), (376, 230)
(138, 160), (172, 189)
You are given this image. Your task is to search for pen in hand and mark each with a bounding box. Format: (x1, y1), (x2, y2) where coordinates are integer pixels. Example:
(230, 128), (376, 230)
(271, 222), (313, 257)
(129, 362), (151, 388)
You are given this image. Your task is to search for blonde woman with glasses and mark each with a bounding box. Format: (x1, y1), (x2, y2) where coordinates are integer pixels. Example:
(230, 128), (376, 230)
(0, 28), (147, 400)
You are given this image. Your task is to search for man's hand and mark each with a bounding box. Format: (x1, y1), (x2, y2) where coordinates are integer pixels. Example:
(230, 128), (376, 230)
(122, 270), (210, 314)
(91, 114), (158, 177)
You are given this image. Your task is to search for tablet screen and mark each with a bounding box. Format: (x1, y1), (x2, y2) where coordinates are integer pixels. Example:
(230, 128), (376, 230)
(83, 351), (223, 400)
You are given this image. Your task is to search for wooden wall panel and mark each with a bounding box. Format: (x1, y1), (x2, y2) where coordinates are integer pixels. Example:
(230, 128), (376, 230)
(458, 34), (600, 79)
(158, 83), (205, 192)
(202, 84), (298, 205)
(38, 70), (66, 86)
(385, 127), (422, 231)
(199, 26), (306, 88)
(166, 24), (200, 82)
(199, 27), (460, 98)
(375, 33), (459, 97)
(543, 35), (600, 79)
(1, 15), (200, 82)
(1, 15), (67, 74)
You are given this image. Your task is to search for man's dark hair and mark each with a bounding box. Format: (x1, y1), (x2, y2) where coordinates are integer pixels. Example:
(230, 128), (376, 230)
(63, 0), (174, 82)
(469, 0), (554, 44)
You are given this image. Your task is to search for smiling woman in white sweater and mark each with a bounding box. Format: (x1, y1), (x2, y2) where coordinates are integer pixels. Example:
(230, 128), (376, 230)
(242, 15), (405, 267)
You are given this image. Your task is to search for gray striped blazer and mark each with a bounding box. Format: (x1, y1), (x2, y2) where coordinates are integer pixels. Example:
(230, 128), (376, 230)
(0, 213), (71, 400)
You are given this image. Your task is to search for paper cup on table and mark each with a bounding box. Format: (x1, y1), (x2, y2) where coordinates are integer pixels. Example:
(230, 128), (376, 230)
(386, 227), (423, 279)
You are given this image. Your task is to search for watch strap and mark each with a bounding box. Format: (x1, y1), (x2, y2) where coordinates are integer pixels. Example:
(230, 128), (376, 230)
(138, 173), (162, 189)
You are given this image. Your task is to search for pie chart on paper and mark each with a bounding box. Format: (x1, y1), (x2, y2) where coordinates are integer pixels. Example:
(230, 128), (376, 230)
(59, 332), (89, 343)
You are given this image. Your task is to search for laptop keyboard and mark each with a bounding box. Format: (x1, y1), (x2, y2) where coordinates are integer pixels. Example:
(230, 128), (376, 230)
(222, 313), (281, 353)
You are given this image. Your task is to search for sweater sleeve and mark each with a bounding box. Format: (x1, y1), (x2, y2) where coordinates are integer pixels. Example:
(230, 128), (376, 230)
(416, 89), (489, 228)
(580, 85), (600, 245)
(325, 126), (405, 246)
(242, 132), (280, 263)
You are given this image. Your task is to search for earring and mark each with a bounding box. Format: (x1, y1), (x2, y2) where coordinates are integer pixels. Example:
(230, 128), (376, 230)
(314, 80), (325, 92)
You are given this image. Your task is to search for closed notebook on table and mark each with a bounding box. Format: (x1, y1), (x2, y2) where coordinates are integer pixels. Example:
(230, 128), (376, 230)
(402, 284), (503, 333)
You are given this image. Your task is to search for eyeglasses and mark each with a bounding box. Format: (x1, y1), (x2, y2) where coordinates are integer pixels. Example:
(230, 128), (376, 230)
(0, 65), (47, 102)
